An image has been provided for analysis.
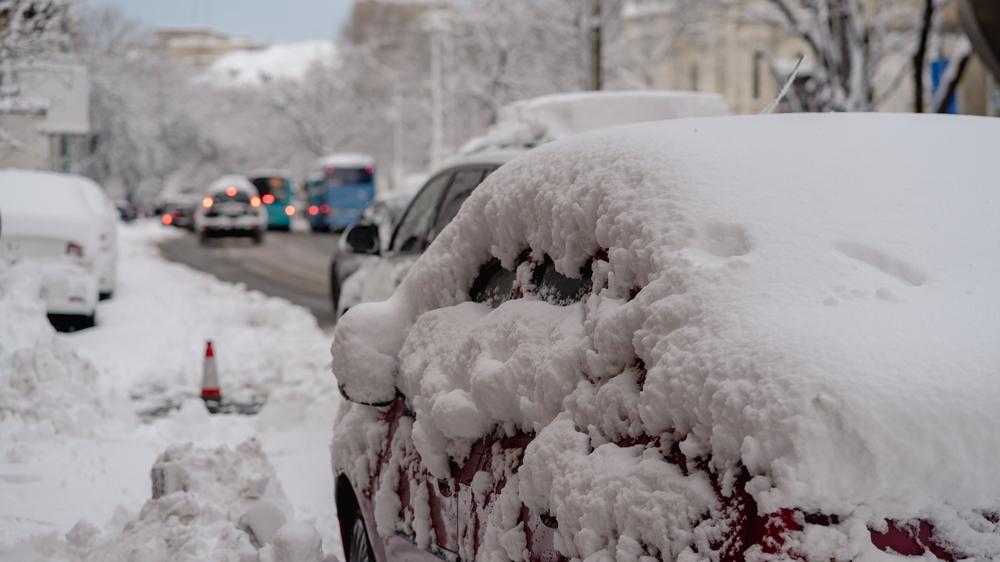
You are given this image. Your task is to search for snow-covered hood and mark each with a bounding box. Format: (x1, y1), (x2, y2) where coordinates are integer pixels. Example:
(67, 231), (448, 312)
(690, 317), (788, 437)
(333, 113), (1000, 554)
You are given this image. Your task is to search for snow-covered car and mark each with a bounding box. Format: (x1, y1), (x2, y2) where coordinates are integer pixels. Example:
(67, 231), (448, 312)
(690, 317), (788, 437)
(329, 189), (419, 311)
(73, 176), (119, 299)
(0, 170), (106, 325)
(194, 175), (267, 245)
(334, 90), (730, 318)
(331, 114), (1000, 562)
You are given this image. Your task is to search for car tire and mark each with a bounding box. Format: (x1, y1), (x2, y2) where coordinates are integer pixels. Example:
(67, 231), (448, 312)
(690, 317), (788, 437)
(342, 505), (376, 562)
(252, 231), (264, 245)
(99, 290), (113, 301)
(79, 312), (96, 330)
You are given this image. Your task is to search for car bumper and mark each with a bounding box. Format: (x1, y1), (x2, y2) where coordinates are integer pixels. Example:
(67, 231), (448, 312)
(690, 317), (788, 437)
(200, 215), (264, 234)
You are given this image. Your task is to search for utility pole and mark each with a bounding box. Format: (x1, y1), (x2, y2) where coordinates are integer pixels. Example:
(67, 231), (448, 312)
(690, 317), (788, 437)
(590, 0), (603, 90)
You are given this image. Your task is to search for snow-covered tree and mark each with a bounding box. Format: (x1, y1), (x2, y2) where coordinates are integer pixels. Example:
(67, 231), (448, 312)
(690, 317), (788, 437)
(0, 0), (71, 151)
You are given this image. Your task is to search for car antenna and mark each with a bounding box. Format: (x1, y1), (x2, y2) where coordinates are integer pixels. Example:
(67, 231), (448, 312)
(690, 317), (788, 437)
(760, 55), (805, 115)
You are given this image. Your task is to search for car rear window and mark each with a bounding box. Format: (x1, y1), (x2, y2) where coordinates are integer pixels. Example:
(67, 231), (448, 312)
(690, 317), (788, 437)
(213, 191), (251, 204)
(327, 167), (373, 186)
(250, 177), (288, 199)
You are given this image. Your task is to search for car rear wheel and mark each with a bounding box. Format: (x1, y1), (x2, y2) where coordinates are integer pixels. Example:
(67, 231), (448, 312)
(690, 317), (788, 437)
(343, 507), (376, 562)
(252, 230), (264, 245)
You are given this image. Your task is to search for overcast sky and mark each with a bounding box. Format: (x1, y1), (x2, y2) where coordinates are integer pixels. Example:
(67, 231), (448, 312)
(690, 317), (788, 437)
(85, 0), (352, 43)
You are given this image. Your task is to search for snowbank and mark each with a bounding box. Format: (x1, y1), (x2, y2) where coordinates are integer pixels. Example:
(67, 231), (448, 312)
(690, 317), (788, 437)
(0, 221), (341, 558)
(333, 113), (1000, 559)
(0, 263), (112, 437)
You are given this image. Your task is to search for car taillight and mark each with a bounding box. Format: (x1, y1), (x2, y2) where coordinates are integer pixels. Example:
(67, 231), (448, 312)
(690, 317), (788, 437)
(202, 196), (213, 209)
(66, 241), (83, 257)
(365, 166), (374, 175)
(262, 194), (275, 205)
(308, 205), (319, 216)
(284, 205), (295, 216)
(162, 214), (173, 225)
(320, 204), (330, 215)
(226, 186), (237, 197)
(251, 196), (262, 208)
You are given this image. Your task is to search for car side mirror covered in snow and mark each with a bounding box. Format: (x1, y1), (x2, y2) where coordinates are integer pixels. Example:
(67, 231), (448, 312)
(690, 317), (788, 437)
(345, 223), (380, 256)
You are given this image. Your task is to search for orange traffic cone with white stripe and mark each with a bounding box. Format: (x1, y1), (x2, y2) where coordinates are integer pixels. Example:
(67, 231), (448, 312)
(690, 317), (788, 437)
(201, 340), (222, 413)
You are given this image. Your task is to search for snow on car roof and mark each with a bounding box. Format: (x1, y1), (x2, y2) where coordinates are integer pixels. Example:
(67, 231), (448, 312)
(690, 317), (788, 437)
(332, 113), (1000, 559)
(206, 174), (257, 195)
(315, 152), (375, 169)
(0, 169), (101, 241)
(461, 90), (730, 154)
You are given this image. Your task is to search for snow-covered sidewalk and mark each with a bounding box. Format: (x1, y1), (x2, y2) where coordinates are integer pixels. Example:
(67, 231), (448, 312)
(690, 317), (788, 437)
(0, 222), (341, 560)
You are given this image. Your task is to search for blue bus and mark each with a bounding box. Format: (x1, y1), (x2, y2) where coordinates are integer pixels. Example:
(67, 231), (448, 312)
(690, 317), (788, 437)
(248, 170), (295, 231)
(305, 153), (376, 232)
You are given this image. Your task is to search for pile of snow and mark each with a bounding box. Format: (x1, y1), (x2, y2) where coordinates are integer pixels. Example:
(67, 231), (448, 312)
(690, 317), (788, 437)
(333, 114), (1000, 559)
(0, 221), (341, 558)
(461, 90), (730, 154)
(0, 263), (112, 437)
(207, 40), (336, 86)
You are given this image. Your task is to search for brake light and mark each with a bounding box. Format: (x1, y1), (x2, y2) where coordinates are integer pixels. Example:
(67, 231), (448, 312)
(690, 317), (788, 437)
(365, 166), (374, 175)
(320, 204), (330, 215)
(161, 214), (173, 225)
(226, 186), (237, 197)
(262, 194), (275, 205)
(250, 196), (262, 208)
(202, 196), (213, 209)
(66, 241), (83, 257)
(284, 205), (295, 216)
(308, 205), (319, 216)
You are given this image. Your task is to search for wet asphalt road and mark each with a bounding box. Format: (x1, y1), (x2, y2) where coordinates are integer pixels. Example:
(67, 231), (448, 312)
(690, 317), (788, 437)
(158, 230), (340, 328)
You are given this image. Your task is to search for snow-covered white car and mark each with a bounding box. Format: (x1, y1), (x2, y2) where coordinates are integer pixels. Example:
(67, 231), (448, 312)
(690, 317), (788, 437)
(73, 176), (119, 299)
(335, 90), (727, 317)
(0, 170), (108, 325)
(331, 114), (1000, 562)
(194, 175), (267, 245)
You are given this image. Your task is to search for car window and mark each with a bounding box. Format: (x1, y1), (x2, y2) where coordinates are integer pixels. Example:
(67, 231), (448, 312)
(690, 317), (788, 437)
(391, 172), (453, 253)
(531, 255), (593, 305)
(429, 168), (487, 242)
(213, 191), (251, 205)
(470, 259), (517, 308)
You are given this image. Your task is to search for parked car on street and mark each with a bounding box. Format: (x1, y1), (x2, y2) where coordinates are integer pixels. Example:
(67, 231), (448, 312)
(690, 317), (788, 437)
(194, 175), (267, 245)
(329, 189), (418, 312)
(333, 90), (729, 317)
(0, 169), (112, 328)
(331, 114), (1000, 562)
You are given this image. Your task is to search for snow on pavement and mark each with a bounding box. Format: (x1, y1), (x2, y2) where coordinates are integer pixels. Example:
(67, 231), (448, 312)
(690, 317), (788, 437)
(0, 222), (341, 560)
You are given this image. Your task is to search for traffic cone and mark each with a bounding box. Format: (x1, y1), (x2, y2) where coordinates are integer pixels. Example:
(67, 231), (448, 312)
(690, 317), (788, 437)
(201, 340), (222, 413)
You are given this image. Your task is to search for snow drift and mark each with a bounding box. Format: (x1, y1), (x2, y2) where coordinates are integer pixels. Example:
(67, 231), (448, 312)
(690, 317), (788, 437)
(332, 113), (1000, 560)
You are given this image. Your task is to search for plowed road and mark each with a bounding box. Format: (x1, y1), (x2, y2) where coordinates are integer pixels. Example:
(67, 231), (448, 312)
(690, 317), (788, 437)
(159, 231), (338, 328)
